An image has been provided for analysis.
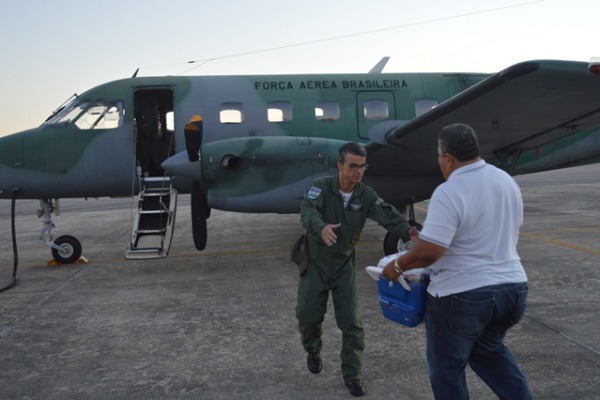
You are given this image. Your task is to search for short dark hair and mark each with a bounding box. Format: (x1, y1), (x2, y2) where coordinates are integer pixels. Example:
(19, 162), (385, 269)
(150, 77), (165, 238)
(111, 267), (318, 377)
(438, 123), (480, 162)
(337, 142), (367, 164)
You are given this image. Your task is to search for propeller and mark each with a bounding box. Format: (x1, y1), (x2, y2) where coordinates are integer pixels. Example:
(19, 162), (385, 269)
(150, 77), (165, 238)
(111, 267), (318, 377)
(184, 115), (210, 251)
(184, 116), (202, 162)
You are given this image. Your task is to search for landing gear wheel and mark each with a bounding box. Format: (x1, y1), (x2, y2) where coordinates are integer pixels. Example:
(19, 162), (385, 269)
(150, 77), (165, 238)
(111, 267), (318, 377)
(384, 232), (406, 255)
(51, 235), (82, 264)
(383, 220), (423, 255)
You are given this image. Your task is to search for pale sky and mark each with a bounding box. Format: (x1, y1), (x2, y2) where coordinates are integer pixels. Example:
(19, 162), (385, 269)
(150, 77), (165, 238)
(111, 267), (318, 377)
(0, 0), (598, 137)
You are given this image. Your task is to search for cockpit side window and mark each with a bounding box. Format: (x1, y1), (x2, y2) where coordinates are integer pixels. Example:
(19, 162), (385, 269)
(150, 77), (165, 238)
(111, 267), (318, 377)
(45, 100), (90, 126)
(45, 99), (123, 130)
(74, 101), (123, 130)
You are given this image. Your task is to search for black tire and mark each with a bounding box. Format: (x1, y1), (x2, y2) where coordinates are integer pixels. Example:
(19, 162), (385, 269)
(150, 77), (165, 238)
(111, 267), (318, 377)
(383, 221), (423, 255)
(383, 232), (403, 255)
(51, 235), (82, 264)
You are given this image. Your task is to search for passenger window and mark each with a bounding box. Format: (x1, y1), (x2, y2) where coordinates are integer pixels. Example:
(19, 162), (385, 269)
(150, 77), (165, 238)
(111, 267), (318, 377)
(220, 102), (244, 124)
(364, 99), (389, 120)
(267, 101), (293, 122)
(315, 101), (340, 121)
(415, 99), (438, 117)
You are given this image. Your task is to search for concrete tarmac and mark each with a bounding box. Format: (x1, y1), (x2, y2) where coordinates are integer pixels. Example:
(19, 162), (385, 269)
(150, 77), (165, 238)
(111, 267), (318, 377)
(0, 164), (599, 400)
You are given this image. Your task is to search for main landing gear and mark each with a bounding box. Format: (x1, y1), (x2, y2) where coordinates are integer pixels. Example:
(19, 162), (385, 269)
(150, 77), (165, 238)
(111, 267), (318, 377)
(38, 199), (83, 264)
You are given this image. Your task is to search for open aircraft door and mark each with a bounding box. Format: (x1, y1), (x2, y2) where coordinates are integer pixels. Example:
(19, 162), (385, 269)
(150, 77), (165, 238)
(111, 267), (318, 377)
(126, 88), (177, 259)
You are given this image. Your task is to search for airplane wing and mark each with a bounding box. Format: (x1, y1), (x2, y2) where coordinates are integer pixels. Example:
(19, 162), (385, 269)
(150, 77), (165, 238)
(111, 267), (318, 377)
(365, 60), (600, 176)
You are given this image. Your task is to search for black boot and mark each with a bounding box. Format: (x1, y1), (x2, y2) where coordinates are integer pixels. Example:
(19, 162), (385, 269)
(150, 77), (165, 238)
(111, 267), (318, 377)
(307, 355), (322, 374)
(345, 379), (367, 397)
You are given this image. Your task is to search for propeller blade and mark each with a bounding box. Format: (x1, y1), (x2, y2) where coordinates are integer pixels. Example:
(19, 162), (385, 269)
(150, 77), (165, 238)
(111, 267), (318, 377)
(184, 116), (203, 162)
(184, 116), (209, 250)
(191, 181), (209, 251)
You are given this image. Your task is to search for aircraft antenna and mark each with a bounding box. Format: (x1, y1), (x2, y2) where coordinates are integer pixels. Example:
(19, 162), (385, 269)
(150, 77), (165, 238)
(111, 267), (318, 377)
(132, 68), (139, 78)
(181, 0), (543, 74)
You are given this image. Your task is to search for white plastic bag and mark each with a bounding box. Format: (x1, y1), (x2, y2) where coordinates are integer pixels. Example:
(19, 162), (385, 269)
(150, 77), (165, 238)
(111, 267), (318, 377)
(365, 252), (431, 290)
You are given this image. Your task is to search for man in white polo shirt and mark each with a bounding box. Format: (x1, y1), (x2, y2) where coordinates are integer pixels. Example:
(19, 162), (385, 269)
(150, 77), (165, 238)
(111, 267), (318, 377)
(382, 123), (531, 400)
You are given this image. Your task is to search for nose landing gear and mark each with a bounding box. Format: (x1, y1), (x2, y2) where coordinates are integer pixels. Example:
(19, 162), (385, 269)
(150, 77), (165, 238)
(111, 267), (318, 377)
(39, 199), (84, 264)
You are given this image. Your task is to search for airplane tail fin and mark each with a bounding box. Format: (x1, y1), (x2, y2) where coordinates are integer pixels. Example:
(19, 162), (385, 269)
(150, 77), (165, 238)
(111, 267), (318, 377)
(369, 57), (390, 74)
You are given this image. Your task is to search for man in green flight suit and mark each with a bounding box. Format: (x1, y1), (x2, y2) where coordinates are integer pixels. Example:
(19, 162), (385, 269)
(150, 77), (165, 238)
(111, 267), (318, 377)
(296, 142), (416, 397)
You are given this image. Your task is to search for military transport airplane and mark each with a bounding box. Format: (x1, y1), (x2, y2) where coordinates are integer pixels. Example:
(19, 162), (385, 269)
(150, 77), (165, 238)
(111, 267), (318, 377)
(1, 58), (600, 266)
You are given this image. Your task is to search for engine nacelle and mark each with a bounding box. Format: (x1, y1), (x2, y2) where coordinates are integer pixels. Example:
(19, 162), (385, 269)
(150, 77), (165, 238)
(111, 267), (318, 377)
(201, 136), (345, 213)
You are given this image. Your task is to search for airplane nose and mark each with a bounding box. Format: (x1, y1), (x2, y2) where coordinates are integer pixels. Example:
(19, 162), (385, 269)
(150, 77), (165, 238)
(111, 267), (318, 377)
(162, 151), (202, 181)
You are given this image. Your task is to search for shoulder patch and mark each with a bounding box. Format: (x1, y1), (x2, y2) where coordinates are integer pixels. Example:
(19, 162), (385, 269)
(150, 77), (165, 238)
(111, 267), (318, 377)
(307, 186), (322, 200)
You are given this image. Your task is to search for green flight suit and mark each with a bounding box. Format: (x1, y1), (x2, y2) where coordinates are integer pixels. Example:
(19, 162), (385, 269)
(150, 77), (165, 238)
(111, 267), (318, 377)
(296, 174), (411, 382)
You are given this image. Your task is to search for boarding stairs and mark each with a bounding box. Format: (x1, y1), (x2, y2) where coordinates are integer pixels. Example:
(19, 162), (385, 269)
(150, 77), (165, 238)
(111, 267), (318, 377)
(126, 176), (177, 259)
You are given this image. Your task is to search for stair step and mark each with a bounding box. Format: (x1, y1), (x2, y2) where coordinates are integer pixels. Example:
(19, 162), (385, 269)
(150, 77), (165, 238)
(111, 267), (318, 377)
(139, 209), (169, 215)
(141, 191), (171, 196)
(126, 178), (177, 260)
(142, 176), (171, 182)
(126, 247), (163, 253)
(135, 229), (167, 234)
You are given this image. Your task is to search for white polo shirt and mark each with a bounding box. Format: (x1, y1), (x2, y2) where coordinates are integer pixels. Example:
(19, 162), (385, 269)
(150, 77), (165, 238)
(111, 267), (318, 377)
(420, 160), (528, 297)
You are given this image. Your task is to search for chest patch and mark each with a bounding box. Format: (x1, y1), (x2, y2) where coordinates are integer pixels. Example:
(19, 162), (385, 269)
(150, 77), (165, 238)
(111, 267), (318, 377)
(348, 202), (363, 212)
(307, 186), (322, 200)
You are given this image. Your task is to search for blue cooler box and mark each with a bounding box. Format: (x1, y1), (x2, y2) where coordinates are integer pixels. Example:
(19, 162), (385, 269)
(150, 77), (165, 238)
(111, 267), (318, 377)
(377, 278), (428, 327)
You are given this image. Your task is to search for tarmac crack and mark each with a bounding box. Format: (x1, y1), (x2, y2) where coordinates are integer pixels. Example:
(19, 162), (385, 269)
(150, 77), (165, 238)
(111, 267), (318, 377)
(524, 313), (600, 357)
(0, 262), (90, 337)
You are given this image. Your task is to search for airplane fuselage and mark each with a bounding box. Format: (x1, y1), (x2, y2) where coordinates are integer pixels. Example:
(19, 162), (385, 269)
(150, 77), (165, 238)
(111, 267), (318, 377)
(2, 61), (600, 261)
(0, 72), (490, 211)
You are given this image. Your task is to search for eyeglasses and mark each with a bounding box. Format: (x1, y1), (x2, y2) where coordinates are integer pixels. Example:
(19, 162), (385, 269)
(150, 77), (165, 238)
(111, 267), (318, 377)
(346, 163), (369, 171)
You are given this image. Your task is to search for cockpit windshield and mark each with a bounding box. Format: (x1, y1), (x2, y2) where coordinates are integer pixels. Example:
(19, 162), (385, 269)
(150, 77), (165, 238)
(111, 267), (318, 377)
(44, 99), (124, 130)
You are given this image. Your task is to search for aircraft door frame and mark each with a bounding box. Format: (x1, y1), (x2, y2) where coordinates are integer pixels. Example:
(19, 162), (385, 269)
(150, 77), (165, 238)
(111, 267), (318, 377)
(356, 91), (397, 140)
(133, 88), (175, 177)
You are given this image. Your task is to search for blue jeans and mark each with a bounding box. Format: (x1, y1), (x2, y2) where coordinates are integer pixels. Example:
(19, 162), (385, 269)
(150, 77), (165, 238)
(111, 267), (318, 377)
(425, 282), (532, 400)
